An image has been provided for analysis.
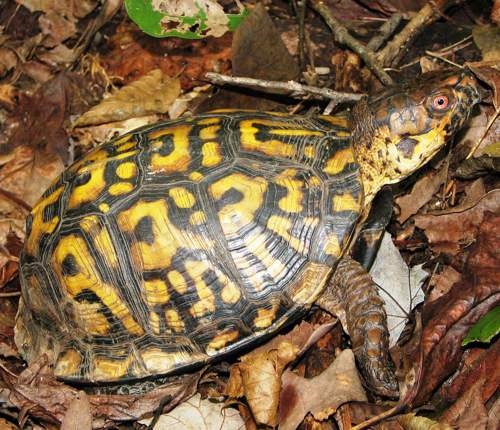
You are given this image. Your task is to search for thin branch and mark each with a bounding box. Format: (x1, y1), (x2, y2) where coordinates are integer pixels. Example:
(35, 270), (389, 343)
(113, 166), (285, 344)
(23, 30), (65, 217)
(377, 0), (465, 67)
(308, 0), (393, 85)
(205, 72), (364, 106)
(367, 13), (403, 52)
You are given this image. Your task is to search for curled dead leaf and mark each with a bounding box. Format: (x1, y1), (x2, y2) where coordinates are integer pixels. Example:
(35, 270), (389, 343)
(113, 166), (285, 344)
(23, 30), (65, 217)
(74, 70), (181, 127)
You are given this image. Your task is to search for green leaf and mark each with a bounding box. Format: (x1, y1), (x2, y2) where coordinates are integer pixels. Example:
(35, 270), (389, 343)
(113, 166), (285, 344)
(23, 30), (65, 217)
(124, 0), (247, 39)
(462, 306), (500, 346)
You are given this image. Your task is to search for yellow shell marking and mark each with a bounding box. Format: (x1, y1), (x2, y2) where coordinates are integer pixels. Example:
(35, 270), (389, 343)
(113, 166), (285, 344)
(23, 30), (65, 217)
(266, 215), (318, 254)
(144, 279), (170, 305)
(207, 329), (239, 353)
(141, 348), (195, 374)
(254, 304), (278, 329)
(220, 282), (241, 304)
(75, 301), (111, 335)
(198, 117), (221, 125)
(169, 187), (196, 208)
(149, 125), (191, 173)
(324, 234), (341, 256)
(25, 186), (63, 256)
(319, 114), (349, 128)
(323, 147), (355, 175)
(167, 270), (188, 294)
(275, 169), (303, 213)
(201, 142), (222, 167)
(117, 199), (211, 270)
(165, 309), (185, 332)
(99, 203), (110, 213)
(109, 182), (135, 196)
(188, 171), (204, 182)
(150, 311), (161, 334)
(304, 145), (316, 158)
(185, 260), (216, 318)
(332, 193), (361, 212)
(189, 210), (206, 225)
(52, 234), (144, 336)
(240, 120), (293, 158)
(80, 215), (119, 269)
(55, 349), (82, 377)
(199, 125), (220, 140)
(209, 173), (268, 236)
(116, 162), (137, 179)
(69, 164), (106, 208)
(93, 355), (132, 380)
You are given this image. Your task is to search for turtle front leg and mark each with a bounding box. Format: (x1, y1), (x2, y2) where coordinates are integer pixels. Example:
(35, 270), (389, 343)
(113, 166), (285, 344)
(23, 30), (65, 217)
(317, 256), (399, 398)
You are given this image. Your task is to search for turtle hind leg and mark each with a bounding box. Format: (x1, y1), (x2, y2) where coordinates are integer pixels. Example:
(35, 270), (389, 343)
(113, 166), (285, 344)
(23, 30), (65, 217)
(317, 256), (399, 398)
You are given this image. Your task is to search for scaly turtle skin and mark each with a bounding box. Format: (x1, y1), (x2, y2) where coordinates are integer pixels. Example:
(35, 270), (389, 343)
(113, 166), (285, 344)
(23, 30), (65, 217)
(16, 71), (480, 392)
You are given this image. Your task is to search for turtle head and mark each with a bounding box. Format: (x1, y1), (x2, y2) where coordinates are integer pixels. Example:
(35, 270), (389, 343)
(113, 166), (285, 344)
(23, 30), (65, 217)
(352, 70), (481, 200)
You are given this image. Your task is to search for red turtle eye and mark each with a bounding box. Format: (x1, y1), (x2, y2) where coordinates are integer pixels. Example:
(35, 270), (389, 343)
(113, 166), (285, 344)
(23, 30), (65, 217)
(432, 95), (449, 110)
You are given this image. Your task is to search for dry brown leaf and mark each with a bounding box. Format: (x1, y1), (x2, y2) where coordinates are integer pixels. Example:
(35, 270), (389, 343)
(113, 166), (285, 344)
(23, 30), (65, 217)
(472, 26), (500, 63)
(225, 321), (335, 427)
(279, 350), (367, 430)
(414, 189), (500, 255)
(0, 84), (16, 110)
(0, 418), (18, 430)
(428, 265), (462, 302)
(397, 413), (453, 430)
(139, 393), (244, 429)
(395, 166), (448, 223)
(60, 391), (92, 430)
(75, 69), (181, 126)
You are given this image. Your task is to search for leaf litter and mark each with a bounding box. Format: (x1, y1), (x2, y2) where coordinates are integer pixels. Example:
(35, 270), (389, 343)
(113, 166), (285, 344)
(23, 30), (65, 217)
(0, 1), (499, 429)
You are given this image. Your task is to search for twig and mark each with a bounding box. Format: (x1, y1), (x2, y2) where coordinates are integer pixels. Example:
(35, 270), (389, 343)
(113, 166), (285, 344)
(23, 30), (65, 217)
(205, 72), (364, 105)
(351, 404), (404, 430)
(308, 0), (393, 85)
(0, 291), (21, 298)
(425, 50), (463, 68)
(367, 13), (403, 52)
(376, 0), (465, 67)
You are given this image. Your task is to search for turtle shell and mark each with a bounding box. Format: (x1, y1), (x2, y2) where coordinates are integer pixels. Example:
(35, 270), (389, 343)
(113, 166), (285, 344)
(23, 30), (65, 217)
(16, 111), (363, 383)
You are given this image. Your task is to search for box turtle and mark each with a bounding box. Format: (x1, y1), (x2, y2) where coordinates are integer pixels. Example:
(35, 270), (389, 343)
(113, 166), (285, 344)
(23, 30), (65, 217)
(16, 71), (480, 396)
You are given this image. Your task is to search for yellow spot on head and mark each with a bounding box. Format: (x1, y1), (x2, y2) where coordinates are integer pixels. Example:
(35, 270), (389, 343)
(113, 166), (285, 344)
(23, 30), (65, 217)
(108, 182), (134, 196)
(207, 329), (239, 353)
(169, 187), (196, 208)
(116, 162), (137, 179)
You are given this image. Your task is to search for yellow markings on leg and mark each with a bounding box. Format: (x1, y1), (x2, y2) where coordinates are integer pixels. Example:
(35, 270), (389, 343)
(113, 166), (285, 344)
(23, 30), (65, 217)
(254, 304), (278, 329)
(149, 125), (192, 173)
(144, 279), (170, 305)
(209, 173), (268, 235)
(69, 164), (107, 208)
(167, 270), (188, 294)
(169, 187), (196, 208)
(52, 235), (144, 336)
(266, 215), (318, 254)
(221, 282), (241, 304)
(275, 169), (303, 213)
(185, 260), (216, 318)
(207, 329), (239, 353)
(324, 234), (341, 256)
(201, 142), (222, 167)
(332, 193), (361, 212)
(323, 147), (355, 175)
(80, 215), (119, 269)
(165, 309), (185, 333)
(55, 349), (82, 378)
(116, 162), (137, 179)
(25, 186), (63, 256)
(189, 210), (206, 225)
